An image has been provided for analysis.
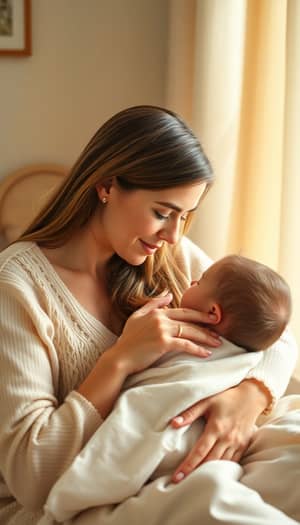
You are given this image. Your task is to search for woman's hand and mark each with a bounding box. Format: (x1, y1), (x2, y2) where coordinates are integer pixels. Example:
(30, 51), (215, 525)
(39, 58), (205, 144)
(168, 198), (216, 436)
(170, 378), (271, 483)
(79, 294), (221, 418)
(108, 294), (221, 376)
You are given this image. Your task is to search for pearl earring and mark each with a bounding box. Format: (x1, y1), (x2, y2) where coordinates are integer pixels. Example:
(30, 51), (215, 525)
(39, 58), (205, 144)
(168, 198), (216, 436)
(102, 197), (108, 204)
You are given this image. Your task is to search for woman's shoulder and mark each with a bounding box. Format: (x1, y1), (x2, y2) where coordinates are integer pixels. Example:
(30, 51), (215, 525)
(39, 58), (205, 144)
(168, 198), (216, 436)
(0, 241), (57, 317)
(0, 241), (44, 291)
(175, 236), (213, 281)
(0, 241), (36, 272)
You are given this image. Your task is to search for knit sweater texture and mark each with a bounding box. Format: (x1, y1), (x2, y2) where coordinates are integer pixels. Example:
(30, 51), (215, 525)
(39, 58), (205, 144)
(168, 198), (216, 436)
(0, 239), (297, 524)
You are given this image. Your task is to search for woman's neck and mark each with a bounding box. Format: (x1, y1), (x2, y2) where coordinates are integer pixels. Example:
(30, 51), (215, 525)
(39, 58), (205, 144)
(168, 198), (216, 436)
(42, 218), (113, 280)
(39, 221), (122, 330)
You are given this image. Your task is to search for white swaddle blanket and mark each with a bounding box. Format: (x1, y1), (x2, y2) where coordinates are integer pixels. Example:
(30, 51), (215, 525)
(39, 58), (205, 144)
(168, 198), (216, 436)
(40, 340), (300, 525)
(42, 340), (269, 520)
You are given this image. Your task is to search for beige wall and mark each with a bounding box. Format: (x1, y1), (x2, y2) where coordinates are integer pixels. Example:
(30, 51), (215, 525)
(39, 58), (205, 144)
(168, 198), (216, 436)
(0, 0), (168, 178)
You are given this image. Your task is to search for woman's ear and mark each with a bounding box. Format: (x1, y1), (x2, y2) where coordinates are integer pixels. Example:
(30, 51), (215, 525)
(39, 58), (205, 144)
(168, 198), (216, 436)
(96, 186), (108, 201)
(209, 303), (222, 324)
(96, 178), (113, 200)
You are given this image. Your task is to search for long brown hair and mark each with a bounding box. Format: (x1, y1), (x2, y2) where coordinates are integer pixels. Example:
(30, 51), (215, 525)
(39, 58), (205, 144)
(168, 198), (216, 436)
(18, 105), (214, 322)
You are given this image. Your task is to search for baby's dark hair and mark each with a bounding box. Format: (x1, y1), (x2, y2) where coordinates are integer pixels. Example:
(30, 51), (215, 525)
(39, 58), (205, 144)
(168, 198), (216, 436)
(214, 255), (292, 352)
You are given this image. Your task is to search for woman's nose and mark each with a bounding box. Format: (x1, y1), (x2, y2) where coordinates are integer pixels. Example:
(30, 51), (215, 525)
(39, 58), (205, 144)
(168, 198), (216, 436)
(158, 220), (180, 245)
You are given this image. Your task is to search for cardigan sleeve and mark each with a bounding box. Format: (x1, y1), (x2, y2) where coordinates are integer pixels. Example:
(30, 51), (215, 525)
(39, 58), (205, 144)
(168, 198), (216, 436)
(0, 278), (102, 512)
(177, 236), (299, 405)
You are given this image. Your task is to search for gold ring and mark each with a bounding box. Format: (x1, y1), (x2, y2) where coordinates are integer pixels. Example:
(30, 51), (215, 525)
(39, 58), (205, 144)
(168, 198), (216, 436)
(177, 324), (183, 338)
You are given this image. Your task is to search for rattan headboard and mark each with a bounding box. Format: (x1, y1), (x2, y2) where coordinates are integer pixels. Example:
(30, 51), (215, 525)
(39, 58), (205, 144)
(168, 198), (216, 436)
(0, 164), (67, 247)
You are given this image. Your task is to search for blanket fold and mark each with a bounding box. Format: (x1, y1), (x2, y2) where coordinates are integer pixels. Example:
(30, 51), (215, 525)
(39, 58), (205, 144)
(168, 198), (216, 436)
(38, 342), (300, 524)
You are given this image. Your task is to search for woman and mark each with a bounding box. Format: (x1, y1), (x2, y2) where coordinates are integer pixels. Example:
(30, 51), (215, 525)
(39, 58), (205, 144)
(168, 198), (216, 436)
(0, 105), (297, 524)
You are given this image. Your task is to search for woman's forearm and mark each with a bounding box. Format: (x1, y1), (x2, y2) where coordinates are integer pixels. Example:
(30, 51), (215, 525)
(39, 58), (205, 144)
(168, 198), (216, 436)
(77, 349), (128, 418)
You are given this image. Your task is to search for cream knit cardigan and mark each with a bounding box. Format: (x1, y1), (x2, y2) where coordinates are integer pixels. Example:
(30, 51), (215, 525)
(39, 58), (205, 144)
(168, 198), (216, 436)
(0, 239), (297, 525)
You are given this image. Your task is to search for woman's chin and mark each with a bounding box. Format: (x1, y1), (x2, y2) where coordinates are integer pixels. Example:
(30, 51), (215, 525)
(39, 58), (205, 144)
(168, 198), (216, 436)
(130, 255), (148, 266)
(118, 253), (148, 266)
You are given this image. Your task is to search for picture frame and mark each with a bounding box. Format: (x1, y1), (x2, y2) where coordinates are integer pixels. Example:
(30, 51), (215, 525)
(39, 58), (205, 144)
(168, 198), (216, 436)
(0, 0), (31, 56)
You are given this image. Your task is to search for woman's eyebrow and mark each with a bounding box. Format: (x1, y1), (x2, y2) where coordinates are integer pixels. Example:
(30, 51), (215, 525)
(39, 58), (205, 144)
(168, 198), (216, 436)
(154, 201), (198, 213)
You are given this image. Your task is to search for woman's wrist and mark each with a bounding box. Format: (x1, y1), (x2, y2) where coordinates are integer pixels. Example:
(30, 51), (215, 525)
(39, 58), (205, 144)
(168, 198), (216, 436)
(105, 341), (135, 377)
(77, 347), (129, 418)
(238, 378), (273, 415)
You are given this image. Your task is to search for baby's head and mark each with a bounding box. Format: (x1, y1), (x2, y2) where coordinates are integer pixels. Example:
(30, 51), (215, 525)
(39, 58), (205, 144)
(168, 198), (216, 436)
(181, 255), (292, 352)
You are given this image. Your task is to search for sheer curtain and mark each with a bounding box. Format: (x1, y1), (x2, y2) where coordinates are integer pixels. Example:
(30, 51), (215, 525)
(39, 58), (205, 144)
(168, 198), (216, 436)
(166, 0), (300, 378)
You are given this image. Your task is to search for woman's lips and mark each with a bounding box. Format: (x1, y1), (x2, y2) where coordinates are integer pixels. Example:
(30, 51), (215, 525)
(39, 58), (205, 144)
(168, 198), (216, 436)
(140, 240), (161, 254)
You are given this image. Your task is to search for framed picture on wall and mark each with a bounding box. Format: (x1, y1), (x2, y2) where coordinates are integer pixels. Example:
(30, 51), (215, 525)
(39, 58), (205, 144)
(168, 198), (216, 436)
(0, 0), (31, 56)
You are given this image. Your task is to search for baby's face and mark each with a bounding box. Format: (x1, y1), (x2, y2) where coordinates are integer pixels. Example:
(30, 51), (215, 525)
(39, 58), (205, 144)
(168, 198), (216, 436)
(180, 261), (221, 312)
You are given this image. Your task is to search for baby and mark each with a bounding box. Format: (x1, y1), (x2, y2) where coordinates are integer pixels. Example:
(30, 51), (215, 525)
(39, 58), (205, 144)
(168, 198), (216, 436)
(181, 254), (291, 353)
(42, 255), (292, 519)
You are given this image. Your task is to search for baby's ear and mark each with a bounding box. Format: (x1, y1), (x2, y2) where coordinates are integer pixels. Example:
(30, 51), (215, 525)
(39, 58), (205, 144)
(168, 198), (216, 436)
(209, 303), (222, 324)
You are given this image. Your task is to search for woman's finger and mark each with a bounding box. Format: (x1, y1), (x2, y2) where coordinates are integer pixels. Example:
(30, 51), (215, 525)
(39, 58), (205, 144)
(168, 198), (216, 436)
(172, 321), (222, 348)
(171, 398), (210, 427)
(202, 442), (234, 463)
(166, 338), (212, 358)
(171, 430), (246, 483)
(221, 447), (236, 461)
(230, 449), (244, 463)
(171, 419), (244, 482)
(134, 294), (173, 315)
(171, 431), (217, 483)
(167, 307), (218, 326)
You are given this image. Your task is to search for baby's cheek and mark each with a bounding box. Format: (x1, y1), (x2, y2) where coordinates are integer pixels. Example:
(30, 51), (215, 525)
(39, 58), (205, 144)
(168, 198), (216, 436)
(181, 292), (195, 309)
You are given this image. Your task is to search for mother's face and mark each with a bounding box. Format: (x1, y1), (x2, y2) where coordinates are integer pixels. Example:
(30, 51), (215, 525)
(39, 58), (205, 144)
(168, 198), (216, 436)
(97, 181), (206, 265)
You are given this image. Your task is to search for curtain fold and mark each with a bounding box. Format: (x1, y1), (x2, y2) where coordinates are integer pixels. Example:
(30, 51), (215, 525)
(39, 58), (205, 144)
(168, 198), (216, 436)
(279, 0), (300, 372)
(166, 0), (300, 378)
(166, 0), (196, 122)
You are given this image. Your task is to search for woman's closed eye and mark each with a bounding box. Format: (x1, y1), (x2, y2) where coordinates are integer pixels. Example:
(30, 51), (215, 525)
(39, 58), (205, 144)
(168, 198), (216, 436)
(154, 210), (188, 222)
(154, 210), (170, 221)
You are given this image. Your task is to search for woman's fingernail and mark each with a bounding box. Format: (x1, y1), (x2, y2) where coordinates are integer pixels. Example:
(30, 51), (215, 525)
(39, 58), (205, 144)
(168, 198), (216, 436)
(173, 416), (184, 425)
(209, 313), (217, 319)
(199, 348), (212, 356)
(174, 472), (185, 482)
